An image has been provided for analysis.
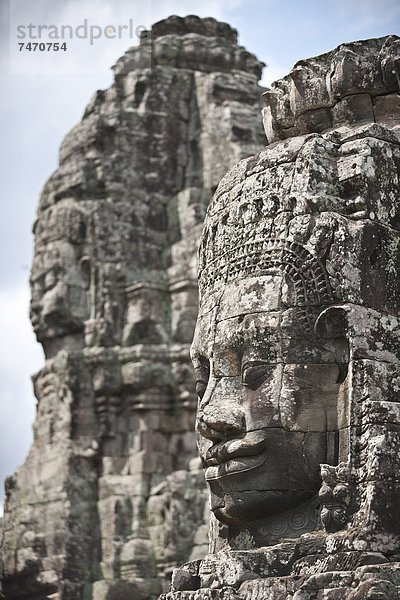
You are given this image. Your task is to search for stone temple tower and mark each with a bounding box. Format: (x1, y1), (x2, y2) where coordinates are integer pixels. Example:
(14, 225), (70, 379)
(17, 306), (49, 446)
(0, 16), (265, 600)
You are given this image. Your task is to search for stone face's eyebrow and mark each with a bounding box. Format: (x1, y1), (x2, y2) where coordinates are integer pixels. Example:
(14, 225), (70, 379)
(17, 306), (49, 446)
(214, 312), (281, 347)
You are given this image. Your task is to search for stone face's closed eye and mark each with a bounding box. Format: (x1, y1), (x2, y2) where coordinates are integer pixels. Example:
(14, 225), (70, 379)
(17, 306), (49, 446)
(241, 362), (271, 390)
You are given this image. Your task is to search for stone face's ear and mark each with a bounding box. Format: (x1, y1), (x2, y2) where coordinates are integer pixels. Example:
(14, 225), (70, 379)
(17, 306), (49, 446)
(314, 305), (348, 341)
(314, 307), (350, 382)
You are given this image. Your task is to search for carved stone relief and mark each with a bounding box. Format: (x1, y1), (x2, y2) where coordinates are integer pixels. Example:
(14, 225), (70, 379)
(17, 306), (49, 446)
(165, 35), (400, 600)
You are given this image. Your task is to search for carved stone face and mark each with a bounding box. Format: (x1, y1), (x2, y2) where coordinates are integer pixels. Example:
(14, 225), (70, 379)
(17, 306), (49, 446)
(192, 275), (343, 527)
(30, 241), (89, 346)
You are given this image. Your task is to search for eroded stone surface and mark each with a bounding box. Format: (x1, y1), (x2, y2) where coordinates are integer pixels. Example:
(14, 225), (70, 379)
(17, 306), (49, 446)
(164, 36), (400, 600)
(0, 16), (265, 600)
(262, 35), (400, 143)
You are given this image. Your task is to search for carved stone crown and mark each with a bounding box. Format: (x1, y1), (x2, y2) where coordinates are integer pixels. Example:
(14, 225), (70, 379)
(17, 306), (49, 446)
(198, 235), (332, 305)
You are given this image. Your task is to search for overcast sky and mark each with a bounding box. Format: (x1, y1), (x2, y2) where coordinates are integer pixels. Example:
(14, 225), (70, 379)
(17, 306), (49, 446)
(1, 0), (399, 514)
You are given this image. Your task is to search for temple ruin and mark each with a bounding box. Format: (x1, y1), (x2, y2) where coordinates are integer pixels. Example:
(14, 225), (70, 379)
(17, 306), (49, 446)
(1, 15), (400, 600)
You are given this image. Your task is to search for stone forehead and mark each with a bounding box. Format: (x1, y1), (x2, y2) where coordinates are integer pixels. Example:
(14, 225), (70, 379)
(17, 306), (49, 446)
(33, 202), (87, 245)
(30, 243), (80, 280)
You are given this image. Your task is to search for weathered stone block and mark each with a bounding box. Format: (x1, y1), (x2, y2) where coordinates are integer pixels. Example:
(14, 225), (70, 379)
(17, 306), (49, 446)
(373, 93), (400, 123)
(332, 93), (374, 126)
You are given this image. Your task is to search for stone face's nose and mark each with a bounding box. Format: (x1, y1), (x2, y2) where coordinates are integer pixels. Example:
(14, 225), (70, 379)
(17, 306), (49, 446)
(197, 379), (245, 441)
(198, 405), (245, 441)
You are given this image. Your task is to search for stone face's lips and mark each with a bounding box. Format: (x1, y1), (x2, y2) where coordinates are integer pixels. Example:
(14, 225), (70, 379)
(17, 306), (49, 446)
(205, 452), (268, 480)
(204, 430), (268, 480)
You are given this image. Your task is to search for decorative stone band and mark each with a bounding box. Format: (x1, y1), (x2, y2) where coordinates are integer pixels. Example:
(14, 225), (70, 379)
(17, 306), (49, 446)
(199, 238), (333, 307)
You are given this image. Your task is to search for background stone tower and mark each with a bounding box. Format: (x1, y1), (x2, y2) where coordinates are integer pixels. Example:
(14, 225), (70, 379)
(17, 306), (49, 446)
(0, 16), (265, 600)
